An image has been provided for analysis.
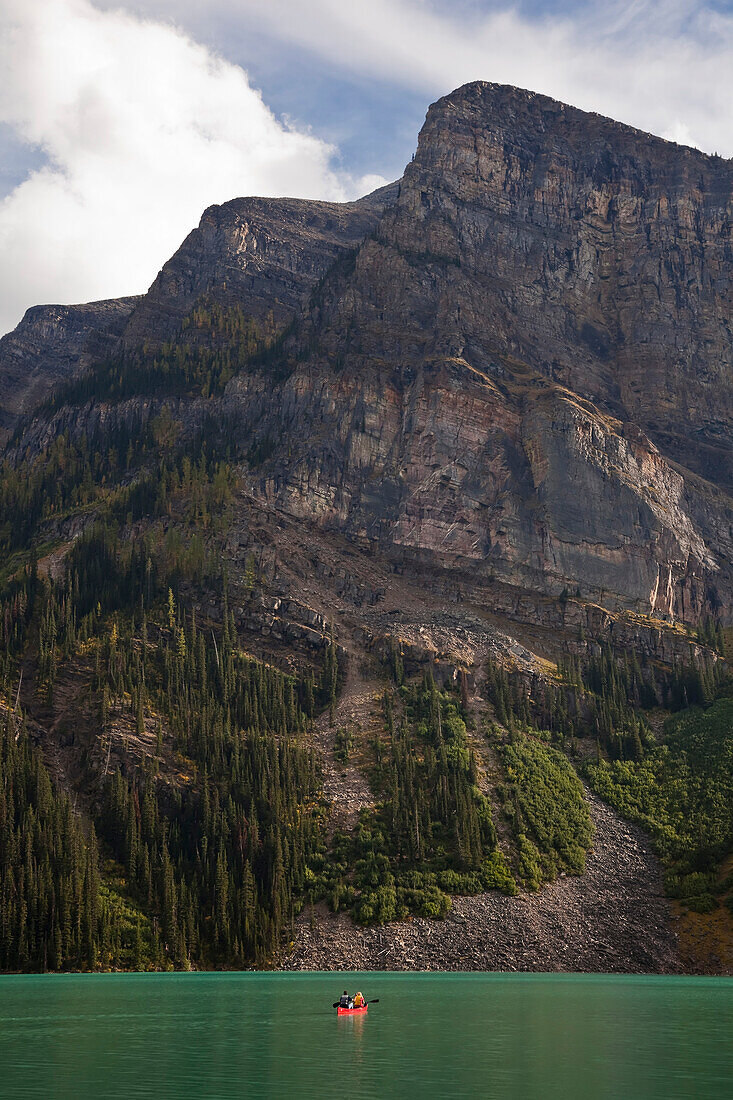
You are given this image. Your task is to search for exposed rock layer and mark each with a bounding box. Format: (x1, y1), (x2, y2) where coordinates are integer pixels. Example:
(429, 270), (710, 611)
(225, 83), (733, 623)
(121, 183), (398, 347)
(367, 83), (733, 488)
(0, 297), (139, 432)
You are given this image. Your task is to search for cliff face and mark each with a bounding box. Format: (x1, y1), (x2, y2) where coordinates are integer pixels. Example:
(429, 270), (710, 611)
(227, 83), (732, 622)
(0, 185), (398, 430)
(379, 83), (732, 488)
(121, 183), (398, 347)
(0, 298), (139, 433)
(4, 84), (732, 625)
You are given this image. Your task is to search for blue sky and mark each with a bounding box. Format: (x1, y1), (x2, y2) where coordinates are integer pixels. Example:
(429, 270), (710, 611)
(97, 0), (733, 178)
(1, 0), (732, 335)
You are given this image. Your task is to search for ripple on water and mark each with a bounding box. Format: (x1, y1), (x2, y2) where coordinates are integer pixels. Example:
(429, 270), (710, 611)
(0, 971), (731, 1100)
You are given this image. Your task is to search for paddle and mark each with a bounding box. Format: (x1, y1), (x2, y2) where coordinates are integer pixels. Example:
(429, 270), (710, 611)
(332, 999), (380, 1008)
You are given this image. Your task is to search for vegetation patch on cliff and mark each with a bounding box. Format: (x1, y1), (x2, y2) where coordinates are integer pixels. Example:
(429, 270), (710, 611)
(307, 675), (516, 926)
(495, 731), (594, 890)
(585, 693), (733, 916)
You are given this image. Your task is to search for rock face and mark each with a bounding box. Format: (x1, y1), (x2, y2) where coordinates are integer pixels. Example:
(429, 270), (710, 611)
(226, 83), (733, 623)
(0, 298), (139, 432)
(121, 182), (398, 347)
(368, 83), (732, 488)
(0, 184), (398, 430)
(4, 84), (733, 625)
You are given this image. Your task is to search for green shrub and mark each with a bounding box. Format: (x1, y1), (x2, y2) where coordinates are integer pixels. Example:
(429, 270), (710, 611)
(501, 732), (594, 885)
(334, 726), (354, 764)
(684, 893), (718, 914)
(518, 835), (543, 891)
(585, 697), (733, 894)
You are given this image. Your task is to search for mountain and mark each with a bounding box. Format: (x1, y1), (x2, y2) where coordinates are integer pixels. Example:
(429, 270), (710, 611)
(225, 82), (733, 624)
(0, 297), (140, 437)
(121, 184), (398, 348)
(0, 83), (730, 977)
(0, 183), (397, 438)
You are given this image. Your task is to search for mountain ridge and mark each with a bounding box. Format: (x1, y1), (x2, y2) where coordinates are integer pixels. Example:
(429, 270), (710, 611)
(120, 182), (400, 349)
(0, 82), (731, 976)
(213, 79), (732, 624)
(0, 297), (141, 436)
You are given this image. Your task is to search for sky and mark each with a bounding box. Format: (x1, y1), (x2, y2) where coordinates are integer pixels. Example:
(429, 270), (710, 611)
(1, 0), (732, 337)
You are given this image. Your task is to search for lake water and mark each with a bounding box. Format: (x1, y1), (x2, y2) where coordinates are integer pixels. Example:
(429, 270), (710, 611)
(0, 972), (731, 1099)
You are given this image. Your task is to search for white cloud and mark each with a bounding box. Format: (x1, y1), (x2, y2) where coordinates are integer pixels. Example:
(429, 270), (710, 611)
(0, 0), (382, 336)
(2, 0), (731, 337)
(182, 0), (733, 157)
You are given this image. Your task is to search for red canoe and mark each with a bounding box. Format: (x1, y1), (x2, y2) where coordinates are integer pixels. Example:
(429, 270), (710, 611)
(337, 1004), (368, 1016)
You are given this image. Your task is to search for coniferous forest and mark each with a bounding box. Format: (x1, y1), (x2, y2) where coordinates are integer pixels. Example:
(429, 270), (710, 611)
(0, 360), (332, 970)
(0, 308), (730, 973)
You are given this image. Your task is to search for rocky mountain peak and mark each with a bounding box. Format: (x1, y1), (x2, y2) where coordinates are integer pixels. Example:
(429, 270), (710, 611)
(335, 80), (733, 487)
(223, 83), (732, 623)
(418, 79), (728, 170)
(2, 84), (732, 625)
(121, 183), (399, 348)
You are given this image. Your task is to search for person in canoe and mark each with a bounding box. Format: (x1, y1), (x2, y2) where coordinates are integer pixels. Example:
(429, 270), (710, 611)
(353, 992), (365, 1008)
(339, 991), (351, 1009)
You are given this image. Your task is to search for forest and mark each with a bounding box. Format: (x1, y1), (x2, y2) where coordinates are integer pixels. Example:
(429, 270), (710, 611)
(0, 360), (335, 969)
(0, 309), (730, 970)
(483, 646), (732, 915)
(586, 695), (733, 914)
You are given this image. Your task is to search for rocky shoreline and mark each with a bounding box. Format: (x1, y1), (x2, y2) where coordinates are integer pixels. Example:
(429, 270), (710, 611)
(282, 792), (679, 974)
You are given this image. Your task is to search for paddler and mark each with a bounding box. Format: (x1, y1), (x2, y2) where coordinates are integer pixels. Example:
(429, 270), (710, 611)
(339, 990), (350, 1008)
(353, 992), (364, 1007)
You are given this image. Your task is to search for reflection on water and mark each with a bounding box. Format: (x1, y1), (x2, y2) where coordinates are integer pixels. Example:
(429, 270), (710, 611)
(337, 1010), (367, 1066)
(0, 972), (731, 1100)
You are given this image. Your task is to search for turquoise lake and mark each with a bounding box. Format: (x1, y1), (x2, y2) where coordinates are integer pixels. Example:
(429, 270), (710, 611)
(0, 972), (731, 1099)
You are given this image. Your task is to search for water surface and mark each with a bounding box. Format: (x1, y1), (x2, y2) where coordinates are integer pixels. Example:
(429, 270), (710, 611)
(0, 972), (731, 1099)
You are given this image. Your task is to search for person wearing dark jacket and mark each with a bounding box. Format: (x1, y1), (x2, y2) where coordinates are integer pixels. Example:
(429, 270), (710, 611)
(339, 991), (350, 1008)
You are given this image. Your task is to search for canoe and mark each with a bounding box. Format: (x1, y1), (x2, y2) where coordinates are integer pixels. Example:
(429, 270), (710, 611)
(337, 1004), (368, 1016)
